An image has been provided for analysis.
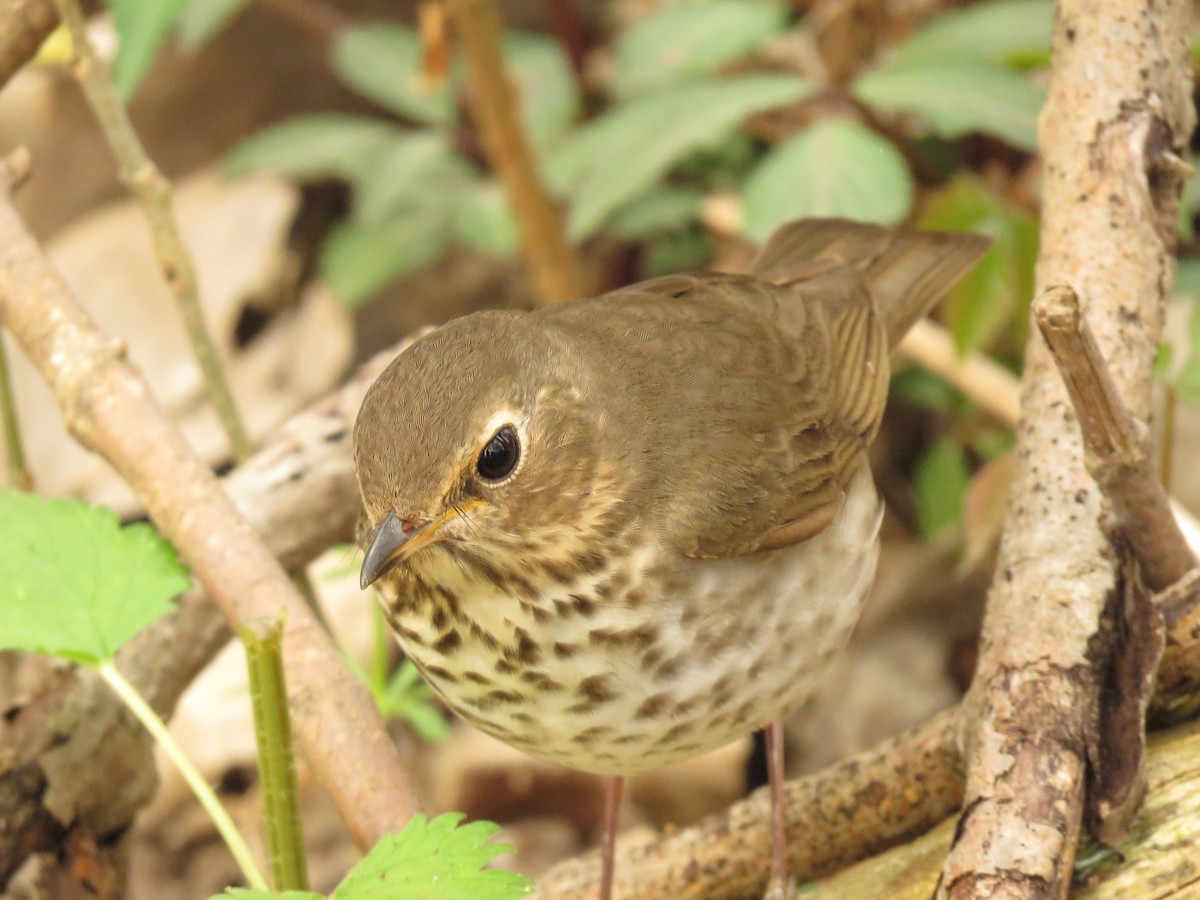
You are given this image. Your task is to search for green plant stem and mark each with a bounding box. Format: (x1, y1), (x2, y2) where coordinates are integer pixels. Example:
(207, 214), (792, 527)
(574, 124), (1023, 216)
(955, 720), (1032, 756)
(0, 330), (32, 489)
(240, 617), (309, 892)
(97, 660), (269, 891)
(54, 0), (252, 463)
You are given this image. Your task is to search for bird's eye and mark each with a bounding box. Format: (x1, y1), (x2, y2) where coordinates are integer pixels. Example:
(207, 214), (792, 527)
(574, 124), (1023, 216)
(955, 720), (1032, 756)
(476, 426), (520, 482)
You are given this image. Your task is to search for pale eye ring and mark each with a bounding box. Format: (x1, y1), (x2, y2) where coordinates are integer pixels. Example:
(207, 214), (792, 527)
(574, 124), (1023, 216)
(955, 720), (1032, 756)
(476, 425), (520, 482)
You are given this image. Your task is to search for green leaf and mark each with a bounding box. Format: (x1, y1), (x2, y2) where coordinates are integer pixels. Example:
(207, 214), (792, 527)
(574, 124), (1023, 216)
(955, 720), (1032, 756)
(351, 134), (475, 225)
(176, 0), (254, 49)
(547, 74), (813, 239)
(914, 436), (971, 539)
(641, 228), (712, 278)
(610, 186), (705, 240)
(889, 0), (1054, 68)
(0, 492), (189, 665)
(334, 813), (532, 899)
(740, 118), (913, 241)
(854, 59), (1044, 151)
(224, 115), (404, 181)
(104, 0), (191, 100)
(333, 25), (453, 125)
(613, 0), (789, 97)
(503, 32), (580, 156)
(453, 181), (520, 258)
(321, 208), (452, 308)
(919, 177), (1039, 353)
(889, 369), (959, 412)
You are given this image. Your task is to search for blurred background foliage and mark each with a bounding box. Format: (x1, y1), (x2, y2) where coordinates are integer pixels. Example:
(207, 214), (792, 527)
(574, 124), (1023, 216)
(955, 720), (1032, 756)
(83, 0), (1200, 548)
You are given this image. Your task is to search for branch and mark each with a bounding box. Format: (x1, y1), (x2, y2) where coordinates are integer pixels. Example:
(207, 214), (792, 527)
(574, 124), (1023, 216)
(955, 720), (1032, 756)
(0, 149), (420, 852)
(55, 0), (252, 462)
(1034, 285), (1196, 591)
(938, 0), (1195, 895)
(0, 0), (59, 90)
(807, 716), (1200, 898)
(450, 0), (584, 305)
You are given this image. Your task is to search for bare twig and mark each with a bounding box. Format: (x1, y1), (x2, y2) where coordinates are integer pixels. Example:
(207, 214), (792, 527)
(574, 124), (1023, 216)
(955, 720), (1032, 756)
(0, 331), (32, 490)
(0, 0), (59, 90)
(938, 0), (1195, 894)
(1035, 285), (1197, 591)
(0, 149), (419, 850)
(54, 0), (252, 462)
(450, 0), (585, 305)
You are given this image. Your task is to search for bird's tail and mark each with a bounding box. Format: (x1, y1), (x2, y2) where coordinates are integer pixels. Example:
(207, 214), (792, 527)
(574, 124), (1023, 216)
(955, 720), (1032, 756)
(750, 218), (992, 349)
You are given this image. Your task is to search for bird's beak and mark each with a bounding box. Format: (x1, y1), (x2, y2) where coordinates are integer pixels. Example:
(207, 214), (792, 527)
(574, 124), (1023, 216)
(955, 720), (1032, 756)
(360, 510), (447, 589)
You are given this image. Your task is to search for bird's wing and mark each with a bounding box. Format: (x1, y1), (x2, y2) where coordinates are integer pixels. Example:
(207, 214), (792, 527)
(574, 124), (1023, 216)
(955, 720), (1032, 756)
(635, 222), (984, 559)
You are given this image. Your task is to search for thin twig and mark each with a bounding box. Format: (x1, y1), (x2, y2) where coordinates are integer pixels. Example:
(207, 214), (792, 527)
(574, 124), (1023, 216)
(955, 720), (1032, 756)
(450, 0), (585, 305)
(0, 149), (421, 849)
(0, 329), (32, 490)
(54, 0), (252, 463)
(0, 0), (60, 90)
(1035, 285), (1197, 591)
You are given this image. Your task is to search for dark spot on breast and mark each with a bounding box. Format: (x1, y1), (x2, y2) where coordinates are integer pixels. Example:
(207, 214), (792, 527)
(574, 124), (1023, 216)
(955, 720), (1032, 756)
(573, 725), (615, 746)
(570, 594), (597, 617)
(424, 664), (455, 682)
(494, 658), (518, 675)
(654, 655), (685, 681)
(431, 608), (448, 631)
(575, 550), (607, 575)
(540, 559), (576, 585)
(672, 696), (698, 717)
(636, 693), (670, 719)
(661, 722), (694, 742)
(520, 671), (563, 692)
(531, 605), (552, 624)
(577, 674), (618, 703)
(463, 672), (493, 686)
(432, 631), (461, 655)
(514, 628), (541, 664)
(392, 624), (423, 644)
(467, 620), (501, 651)
(553, 641), (579, 659)
(323, 428), (348, 443)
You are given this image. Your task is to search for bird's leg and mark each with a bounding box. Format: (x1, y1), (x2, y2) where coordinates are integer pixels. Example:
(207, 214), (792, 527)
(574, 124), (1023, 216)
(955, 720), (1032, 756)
(763, 720), (793, 899)
(600, 774), (623, 900)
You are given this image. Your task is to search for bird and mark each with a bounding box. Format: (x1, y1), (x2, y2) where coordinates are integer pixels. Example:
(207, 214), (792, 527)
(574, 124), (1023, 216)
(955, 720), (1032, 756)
(353, 218), (989, 898)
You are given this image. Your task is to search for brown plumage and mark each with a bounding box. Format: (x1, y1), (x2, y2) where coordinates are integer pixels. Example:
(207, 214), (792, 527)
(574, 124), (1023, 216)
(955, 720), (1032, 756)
(353, 217), (988, 895)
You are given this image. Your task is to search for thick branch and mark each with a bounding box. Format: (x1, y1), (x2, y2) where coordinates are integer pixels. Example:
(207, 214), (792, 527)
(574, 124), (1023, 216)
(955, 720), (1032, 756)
(939, 1), (1195, 897)
(450, 0), (584, 305)
(0, 150), (419, 851)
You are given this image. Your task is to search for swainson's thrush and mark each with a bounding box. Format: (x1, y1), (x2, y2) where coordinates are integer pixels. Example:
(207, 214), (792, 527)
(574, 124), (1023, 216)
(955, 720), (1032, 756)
(354, 218), (989, 898)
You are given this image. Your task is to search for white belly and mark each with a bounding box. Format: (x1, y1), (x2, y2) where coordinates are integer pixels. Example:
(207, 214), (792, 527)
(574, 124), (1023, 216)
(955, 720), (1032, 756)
(389, 464), (883, 775)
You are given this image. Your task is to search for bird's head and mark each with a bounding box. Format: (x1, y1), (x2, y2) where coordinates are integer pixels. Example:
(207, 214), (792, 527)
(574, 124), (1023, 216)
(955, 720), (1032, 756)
(352, 311), (615, 590)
